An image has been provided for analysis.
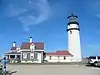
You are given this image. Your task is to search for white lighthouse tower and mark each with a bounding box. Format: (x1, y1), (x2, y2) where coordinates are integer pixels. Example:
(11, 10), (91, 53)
(67, 13), (82, 62)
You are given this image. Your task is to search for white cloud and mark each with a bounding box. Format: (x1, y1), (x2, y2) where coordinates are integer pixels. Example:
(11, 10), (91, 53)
(18, 0), (51, 26)
(5, 4), (28, 17)
(18, 15), (36, 26)
(4, 0), (52, 32)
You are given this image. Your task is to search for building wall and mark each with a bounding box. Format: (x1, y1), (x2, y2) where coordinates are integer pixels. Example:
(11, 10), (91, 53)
(21, 51), (43, 63)
(68, 24), (82, 62)
(45, 55), (73, 62)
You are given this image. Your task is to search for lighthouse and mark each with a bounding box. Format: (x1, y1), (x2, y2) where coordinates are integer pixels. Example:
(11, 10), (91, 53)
(67, 13), (82, 62)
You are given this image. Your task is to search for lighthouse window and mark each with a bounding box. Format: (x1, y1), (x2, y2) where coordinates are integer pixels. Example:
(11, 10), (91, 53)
(70, 31), (72, 34)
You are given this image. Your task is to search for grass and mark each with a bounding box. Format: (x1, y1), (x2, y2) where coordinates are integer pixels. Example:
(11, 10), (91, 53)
(7, 62), (87, 65)
(0, 69), (17, 75)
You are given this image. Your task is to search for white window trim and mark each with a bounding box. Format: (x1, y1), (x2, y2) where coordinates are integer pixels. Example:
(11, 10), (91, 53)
(23, 53), (27, 59)
(30, 43), (35, 51)
(30, 53), (34, 59)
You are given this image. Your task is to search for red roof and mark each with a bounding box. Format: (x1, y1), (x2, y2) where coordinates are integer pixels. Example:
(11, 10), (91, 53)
(20, 42), (44, 50)
(46, 50), (73, 56)
(10, 42), (44, 50)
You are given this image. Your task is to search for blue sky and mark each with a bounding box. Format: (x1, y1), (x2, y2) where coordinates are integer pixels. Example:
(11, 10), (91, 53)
(0, 0), (100, 57)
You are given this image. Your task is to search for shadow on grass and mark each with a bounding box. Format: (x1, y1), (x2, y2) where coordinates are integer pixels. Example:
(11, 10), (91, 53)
(4, 70), (17, 75)
(8, 71), (17, 74)
(85, 64), (93, 67)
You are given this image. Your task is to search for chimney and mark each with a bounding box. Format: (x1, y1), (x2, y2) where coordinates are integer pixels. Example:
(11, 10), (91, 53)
(13, 41), (16, 47)
(30, 37), (32, 43)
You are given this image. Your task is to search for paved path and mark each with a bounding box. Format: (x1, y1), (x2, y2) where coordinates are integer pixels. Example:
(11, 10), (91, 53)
(6, 64), (100, 75)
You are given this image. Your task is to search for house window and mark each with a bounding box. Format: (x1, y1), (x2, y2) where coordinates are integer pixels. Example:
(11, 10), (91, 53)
(64, 56), (66, 60)
(31, 49), (33, 51)
(23, 53), (27, 59)
(16, 48), (20, 52)
(70, 31), (72, 34)
(30, 44), (35, 51)
(31, 44), (34, 46)
(17, 49), (20, 52)
(30, 53), (34, 59)
(49, 56), (52, 60)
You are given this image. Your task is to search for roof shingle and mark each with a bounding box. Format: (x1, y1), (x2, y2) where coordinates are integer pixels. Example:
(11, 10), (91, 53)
(20, 42), (44, 50)
(46, 50), (73, 56)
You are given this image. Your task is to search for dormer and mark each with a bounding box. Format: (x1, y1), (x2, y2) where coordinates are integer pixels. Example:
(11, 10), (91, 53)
(30, 43), (35, 51)
(16, 45), (20, 52)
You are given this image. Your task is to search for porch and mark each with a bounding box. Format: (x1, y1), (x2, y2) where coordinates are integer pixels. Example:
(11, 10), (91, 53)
(4, 52), (21, 63)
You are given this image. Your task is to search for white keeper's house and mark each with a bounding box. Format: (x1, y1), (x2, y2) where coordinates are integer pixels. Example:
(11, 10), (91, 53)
(4, 13), (82, 63)
(4, 37), (44, 63)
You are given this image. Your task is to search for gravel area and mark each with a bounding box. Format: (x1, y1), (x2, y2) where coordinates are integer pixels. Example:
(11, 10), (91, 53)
(6, 64), (100, 75)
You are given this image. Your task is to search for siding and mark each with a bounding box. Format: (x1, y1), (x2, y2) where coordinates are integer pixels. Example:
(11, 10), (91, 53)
(45, 56), (73, 62)
(21, 51), (43, 62)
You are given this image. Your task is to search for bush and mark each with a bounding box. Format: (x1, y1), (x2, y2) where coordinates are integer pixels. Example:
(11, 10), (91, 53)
(0, 69), (17, 75)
